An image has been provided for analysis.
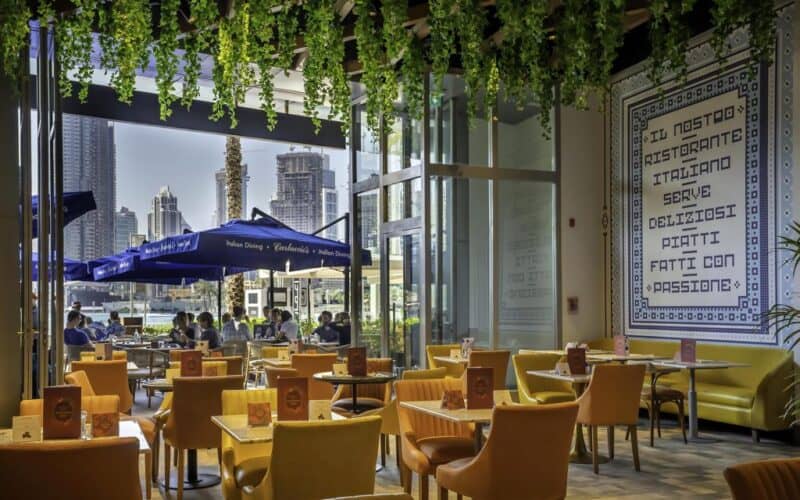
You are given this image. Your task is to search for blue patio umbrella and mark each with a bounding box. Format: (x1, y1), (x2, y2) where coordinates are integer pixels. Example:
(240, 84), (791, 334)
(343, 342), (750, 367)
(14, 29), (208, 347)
(32, 252), (90, 281)
(32, 191), (97, 237)
(89, 248), (247, 284)
(139, 215), (371, 270)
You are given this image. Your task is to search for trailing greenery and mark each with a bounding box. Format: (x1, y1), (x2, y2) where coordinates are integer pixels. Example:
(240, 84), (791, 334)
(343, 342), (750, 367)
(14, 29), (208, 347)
(0, 0), (779, 136)
(155, 0), (180, 119)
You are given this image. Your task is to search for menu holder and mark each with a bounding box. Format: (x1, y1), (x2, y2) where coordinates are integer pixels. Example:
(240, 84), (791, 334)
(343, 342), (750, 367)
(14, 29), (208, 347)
(466, 367), (494, 410)
(277, 377), (309, 421)
(95, 342), (113, 361)
(277, 349), (290, 361)
(309, 400), (332, 421)
(332, 363), (348, 376)
(196, 340), (210, 356)
(43, 385), (82, 439)
(680, 339), (697, 363)
(449, 349), (462, 359)
(180, 350), (203, 377)
(347, 347), (367, 377)
(566, 348), (587, 375)
(613, 335), (627, 356)
(248, 402), (272, 426)
(441, 390), (466, 410)
(91, 412), (120, 438)
(12, 415), (41, 443)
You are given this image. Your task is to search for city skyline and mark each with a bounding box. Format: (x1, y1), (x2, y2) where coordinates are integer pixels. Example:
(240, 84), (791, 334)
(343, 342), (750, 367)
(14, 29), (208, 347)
(114, 121), (349, 239)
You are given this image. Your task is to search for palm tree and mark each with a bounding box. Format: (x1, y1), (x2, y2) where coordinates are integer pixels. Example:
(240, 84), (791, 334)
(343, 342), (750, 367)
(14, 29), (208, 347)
(224, 135), (245, 313)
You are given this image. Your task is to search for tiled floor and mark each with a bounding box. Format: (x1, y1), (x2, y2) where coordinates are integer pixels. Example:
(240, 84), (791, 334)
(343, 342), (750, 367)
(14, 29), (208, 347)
(134, 389), (799, 499)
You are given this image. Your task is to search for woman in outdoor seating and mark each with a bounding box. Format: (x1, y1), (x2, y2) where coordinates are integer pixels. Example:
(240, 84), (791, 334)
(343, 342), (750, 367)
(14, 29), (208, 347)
(197, 311), (222, 349)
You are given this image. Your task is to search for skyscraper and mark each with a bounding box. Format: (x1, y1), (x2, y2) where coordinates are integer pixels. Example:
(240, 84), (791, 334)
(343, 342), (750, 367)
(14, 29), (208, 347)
(214, 164), (249, 226)
(62, 114), (116, 261)
(270, 149), (338, 239)
(114, 207), (138, 253)
(147, 186), (190, 241)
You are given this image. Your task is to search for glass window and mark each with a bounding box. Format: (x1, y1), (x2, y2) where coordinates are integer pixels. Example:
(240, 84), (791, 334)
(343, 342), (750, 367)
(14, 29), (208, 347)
(496, 90), (554, 171)
(430, 176), (491, 347)
(386, 179), (422, 221)
(387, 233), (420, 369)
(430, 74), (490, 167)
(354, 104), (381, 181)
(356, 190), (381, 357)
(497, 181), (556, 351)
(387, 113), (423, 173)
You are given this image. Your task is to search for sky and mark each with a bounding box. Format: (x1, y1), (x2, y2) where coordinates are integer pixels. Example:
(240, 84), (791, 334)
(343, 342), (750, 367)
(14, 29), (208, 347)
(113, 121), (349, 235)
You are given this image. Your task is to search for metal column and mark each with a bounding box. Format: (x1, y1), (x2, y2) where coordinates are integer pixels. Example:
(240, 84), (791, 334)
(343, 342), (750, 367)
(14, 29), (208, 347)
(52, 29), (65, 384)
(20, 41), (34, 400)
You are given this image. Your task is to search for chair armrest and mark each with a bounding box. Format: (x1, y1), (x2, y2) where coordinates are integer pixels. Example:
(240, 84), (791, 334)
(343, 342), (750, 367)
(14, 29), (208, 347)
(153, 408), (171, 425)
(751, 356), (794, 430)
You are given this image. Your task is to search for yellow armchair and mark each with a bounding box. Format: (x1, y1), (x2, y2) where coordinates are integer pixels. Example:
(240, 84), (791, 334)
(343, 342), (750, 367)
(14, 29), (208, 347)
(426, 345), (465, 378)
(724, 457), (800, 500)
(436, 403), (578, 500)
(512, 352), (575, 405)
(243, 415), (382, 500)
(221, 389), (277, 500)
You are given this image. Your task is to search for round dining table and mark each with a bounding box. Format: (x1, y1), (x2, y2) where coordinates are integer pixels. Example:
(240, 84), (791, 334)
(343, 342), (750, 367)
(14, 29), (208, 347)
(313, 371), (395, 414)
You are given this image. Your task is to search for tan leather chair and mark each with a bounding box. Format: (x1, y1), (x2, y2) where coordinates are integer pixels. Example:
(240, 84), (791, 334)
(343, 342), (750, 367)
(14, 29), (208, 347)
(0, 437), (141, 500)
(215, 355), (245, 376)
(291, 353), (338, 400)
(163, 375), (244, 500)
(71, 360), (133, 413)
(395, 378), (476, 500)
(577, 363), (646, 474)
(261, 346), (284, 359)
(512, 352), (575, 405)
(401, 367), (447, 380)
(66, 369), (159, 484)
(467, 350), (510, 389)
(265, 367), (299, 387)
(20, 394), (120, 416)
(202, 360), (229, 376)
(221, 389), (278, 500)
(332, 358), (393, 416)
(426, 344), (465, 378)
(170, 349), (192, 362)
(244, 415), (382, 500)
(325, 496), (413, 500)
(724, 457), (800, 500)
(113, 350), (128, 361)
(437, 402), (578, 500)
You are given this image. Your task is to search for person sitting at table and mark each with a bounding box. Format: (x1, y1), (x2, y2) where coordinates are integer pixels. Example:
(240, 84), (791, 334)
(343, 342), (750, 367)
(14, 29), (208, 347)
(168, 312), (193, 347)
(105, 310), (126, 337)
(312, 311), (338, 343)
(84, 316), (108, 341)
(277, 310), (298, 341)
(197, 311), (222, 349)
(65, 310), (92, 347)
(222, 305), (251, 341)
(187, 312), (200, 337)
(333, 311), (351, 346)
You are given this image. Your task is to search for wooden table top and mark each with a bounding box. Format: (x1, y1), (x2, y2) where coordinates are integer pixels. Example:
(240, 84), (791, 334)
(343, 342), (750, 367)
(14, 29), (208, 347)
(313, 371), (395, 384)
(213, 410), (345, 444)
(528, 369), (592, 385)
(0, 419), (149, 453)
(261, 358), (292, 368)
(433, 356), (469, 365)
(651, 359), (750, 370)
(399, 400), (494, 424)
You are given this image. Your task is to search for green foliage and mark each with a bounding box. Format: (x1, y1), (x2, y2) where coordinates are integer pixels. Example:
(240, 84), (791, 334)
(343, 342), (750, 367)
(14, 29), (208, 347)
(251, 1), (278, 131)
(711, 0), (776, 77)
(401, 37), (425, 121)
(51, 0), (97, 101)
(303, 0), (350, 134)
(648, 0), (697, 87)
(155, 0), (180, 119)
(181, 0), (217, 109)
(212, 2), (254, 128)
(275, 1), (299, 74)
(0, 0), (31, 88)
(428, 0), (457, 97)
(107, 0), (152, 104)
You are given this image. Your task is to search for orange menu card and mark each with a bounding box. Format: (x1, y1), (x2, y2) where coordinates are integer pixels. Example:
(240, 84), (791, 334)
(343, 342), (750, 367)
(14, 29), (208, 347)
(347, 347), (367, 377)
(277, 377), (309, 421)
(566, 348), (587, 375)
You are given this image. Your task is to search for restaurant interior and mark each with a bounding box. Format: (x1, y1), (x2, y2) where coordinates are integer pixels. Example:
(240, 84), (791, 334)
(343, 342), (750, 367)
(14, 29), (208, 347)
(0, 0), (799, 499)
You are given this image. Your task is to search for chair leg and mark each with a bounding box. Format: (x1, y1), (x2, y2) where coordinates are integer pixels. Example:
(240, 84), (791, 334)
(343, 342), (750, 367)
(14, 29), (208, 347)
(177, 449), (185, 500)
(630, 425), (641, 472)
(151, 432), (160, 484)
(457, 495), (462, 500)
(439, 485), (448, 500)
(608, 426), (615, 460)
(752, 429), (760, 444)
(656, 403), (662, 438)
(385, 433), (391, 456)
(395, 435), (401, 471)
(591, 425), (599, 474)
(217, 447), (222, 466)
(380, 434), (386, 467)
(402, 467), (412, 493)
(677, 399), (687, 444)
(420, 473), (429, 500)
(586, 425), (592, 451)
(647, 402), (655, 447)
(163, 444), (171, 490)
(625, 426), (630, 441)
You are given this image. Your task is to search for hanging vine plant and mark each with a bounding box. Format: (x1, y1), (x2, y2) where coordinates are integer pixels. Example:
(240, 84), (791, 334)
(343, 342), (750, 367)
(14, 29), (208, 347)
(155, 0), (180, 119)
(355, 0), (394, 135)
(212, 1), (254, 128)
(275, 1), (299, 75)
(0, 0), (31, 87)
(251, 0), (278, 131)
(710, 0), (776, 75)
(107, 0), (152, 104)
(428, 0), (457, 97)
(456, 0), (491, 122)
(401, 36), (425, 121)
(181, 0), (218, 109)
(648, 0), (697, 87)
(303, 0), (350, 133)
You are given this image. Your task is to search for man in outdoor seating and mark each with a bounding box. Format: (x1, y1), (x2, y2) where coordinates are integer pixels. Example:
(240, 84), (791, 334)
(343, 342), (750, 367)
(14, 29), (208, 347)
(313, 311), (339, 343)
(64, 310), (92, 347)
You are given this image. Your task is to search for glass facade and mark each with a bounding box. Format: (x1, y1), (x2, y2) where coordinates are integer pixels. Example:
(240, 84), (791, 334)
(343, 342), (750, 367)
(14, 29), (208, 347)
(350, 74), (559, 373)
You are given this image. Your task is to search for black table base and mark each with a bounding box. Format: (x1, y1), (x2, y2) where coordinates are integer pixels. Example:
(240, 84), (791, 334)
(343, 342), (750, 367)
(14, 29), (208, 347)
(161, 449), (221, 491)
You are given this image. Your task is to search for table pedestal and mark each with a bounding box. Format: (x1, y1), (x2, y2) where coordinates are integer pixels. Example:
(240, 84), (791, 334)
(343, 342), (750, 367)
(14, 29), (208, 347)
(686, 368), (717, 443)
(162, 449), (221, 490)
